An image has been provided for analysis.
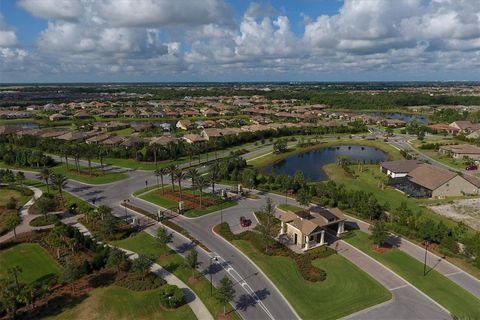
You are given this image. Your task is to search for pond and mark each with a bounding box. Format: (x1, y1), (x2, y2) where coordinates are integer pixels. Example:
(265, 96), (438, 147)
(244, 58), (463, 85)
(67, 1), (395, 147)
(366, 112), (428, 124)
(264, 145), (388, 181)
(4, 122), (40, 129)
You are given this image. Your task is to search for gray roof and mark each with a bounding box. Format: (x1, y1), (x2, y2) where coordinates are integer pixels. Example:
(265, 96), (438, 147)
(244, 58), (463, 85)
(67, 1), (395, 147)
(381, 160), (422, 173)
(407, 164), (457, 190)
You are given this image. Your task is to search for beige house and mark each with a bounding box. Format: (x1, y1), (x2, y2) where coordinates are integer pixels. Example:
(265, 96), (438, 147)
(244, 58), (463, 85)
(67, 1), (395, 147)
(438, 144), (480, 161)
(277, 206), (346, 251)
(176, 120), (192, 131)
(406, 164), (480, 197)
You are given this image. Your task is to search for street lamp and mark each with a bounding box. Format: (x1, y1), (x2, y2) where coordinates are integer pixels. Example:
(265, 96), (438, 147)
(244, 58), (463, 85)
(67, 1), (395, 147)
(123, 199), (130, 220)
(423, 240), (430, 276)
(210, 256), (218, 295)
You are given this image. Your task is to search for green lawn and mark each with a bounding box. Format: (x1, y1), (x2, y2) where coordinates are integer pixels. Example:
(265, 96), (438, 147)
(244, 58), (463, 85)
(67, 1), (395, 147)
(109, 127), (133, 136)
(112, 232), (240, 319)
(51, 164), (129, 185)
(345, 230), (480, 318)
(49, 285), (196, 320)
(232, 239), (391, 320)
(0, 243), (61, 284)
(138, 186), (238, 218)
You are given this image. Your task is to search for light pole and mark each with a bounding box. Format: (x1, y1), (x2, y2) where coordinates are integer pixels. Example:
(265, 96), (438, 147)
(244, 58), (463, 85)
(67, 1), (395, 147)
(210, 256), (218, 295)
(423, 240), (430, 276)
(123, 199), (130, 220)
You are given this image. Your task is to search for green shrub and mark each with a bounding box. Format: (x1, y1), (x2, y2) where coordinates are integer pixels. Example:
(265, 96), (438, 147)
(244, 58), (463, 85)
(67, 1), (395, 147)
(116, 272), (166, 291)
(6, 197), (17, 209)
(159, 284), (185, 308)
(30, 214), (60, 227)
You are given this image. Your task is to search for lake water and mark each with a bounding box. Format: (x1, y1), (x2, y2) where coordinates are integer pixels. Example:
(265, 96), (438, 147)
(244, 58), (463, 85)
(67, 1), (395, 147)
(4, 123), (40, 129)
(366, 112), (428, 124)
(264, 145), (388, 181)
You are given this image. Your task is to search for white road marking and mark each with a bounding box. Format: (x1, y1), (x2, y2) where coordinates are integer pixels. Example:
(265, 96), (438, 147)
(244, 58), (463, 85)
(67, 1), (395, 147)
(389, 285), (408, 291)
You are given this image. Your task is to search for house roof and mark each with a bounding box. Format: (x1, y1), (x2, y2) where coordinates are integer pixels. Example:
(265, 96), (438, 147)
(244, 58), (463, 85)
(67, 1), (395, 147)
(278, 206), (345, 235)
(381, 160), (422, 173)
(439, 144), (480, 155)
(407, 164), (457, 191)
(149, 135), (176, 146)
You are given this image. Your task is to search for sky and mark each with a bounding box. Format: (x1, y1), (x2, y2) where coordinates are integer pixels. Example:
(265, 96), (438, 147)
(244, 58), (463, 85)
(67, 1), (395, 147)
(0, 0), (479, 83)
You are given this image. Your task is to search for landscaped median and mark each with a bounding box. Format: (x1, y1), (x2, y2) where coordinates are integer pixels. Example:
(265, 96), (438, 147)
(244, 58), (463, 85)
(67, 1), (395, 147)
(214, 220), (391, 320)
(345, 230), (480, 319)
(51, 163), (129, 185)
(135, 185), (237, 218)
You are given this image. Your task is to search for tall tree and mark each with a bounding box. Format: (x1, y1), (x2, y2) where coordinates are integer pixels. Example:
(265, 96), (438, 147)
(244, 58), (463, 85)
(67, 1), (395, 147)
(186, 249), (198, 279)
(38, 168), (52, 193)
(186, 168), (199, 196)
(215, 276), (235, 316)
(15, 171), (25, 188)
(196, 175), (209, 208)
(296, 187), (312, 207)
(167, 164), (177, 192)
(370, 220), (389, 248)
(175, 169), (186, 201)
(51, 173), (67, 202)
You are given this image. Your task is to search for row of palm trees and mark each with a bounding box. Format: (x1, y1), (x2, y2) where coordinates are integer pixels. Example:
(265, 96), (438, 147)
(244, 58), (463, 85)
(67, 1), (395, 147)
(153, 163), (220, 209)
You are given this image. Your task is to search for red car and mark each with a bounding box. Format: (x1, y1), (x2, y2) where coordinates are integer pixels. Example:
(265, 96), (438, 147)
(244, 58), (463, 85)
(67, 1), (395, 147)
(466, 164), (478, 171)
(240, 216), (252, 227)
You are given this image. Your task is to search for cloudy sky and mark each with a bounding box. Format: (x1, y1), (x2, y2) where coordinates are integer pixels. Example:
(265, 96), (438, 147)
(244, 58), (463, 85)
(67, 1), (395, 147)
(0, 0), (479, 82)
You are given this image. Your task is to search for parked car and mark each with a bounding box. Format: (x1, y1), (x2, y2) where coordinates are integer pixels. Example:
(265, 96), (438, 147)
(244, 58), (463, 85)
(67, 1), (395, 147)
(465, 164), (478, 171)
(240, 216), (251, 227)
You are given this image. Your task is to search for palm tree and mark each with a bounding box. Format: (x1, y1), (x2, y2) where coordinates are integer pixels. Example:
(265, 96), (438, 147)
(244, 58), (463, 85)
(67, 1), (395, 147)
(186, 168), (199, 196)
(175, 169), (186, 201)
(97, 145), (106, 175)
(60, 144), (70, 170)
(209, 161), (219, 194)
(51, 173), (68, 202)
(15, 171), (25, 188)
(154, 168), (161, 190)
(167, 164), (177, 192)
(196, 176), (209, 208)
(38, 168), (52, 193)
(159, 167), (168, 194)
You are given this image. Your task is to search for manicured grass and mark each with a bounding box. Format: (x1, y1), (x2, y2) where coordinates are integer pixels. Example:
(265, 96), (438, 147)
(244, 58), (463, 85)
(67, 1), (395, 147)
(109, 127), (133, 136)
(277, 204), (304, 213)
(0, 243), (61, 284)
(113, 232), (240, 319)
(249, 139), (402, 169)
(138, 186), (238, 218)
(345, 230), (480, 318)
(232, 239), (391, 320)
(50, 285), (196, 320)
(51, 164), (129, 185)
(112, 232), (170, 260)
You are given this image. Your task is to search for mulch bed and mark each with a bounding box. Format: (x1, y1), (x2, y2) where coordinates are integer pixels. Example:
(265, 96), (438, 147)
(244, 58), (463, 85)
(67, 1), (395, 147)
(370, 243), (393, 253)
(160, 190), (217, 209)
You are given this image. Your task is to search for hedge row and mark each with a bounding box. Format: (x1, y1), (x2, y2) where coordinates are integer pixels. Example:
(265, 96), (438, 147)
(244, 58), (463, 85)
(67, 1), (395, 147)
(116, 272), (166, 291)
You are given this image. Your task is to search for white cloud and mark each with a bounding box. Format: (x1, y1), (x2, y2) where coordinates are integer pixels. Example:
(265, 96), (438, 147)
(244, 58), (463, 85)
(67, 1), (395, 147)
(5, 0), (480, 81)
(95, 0), (233, 27)
(18, 0), (83, 21)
